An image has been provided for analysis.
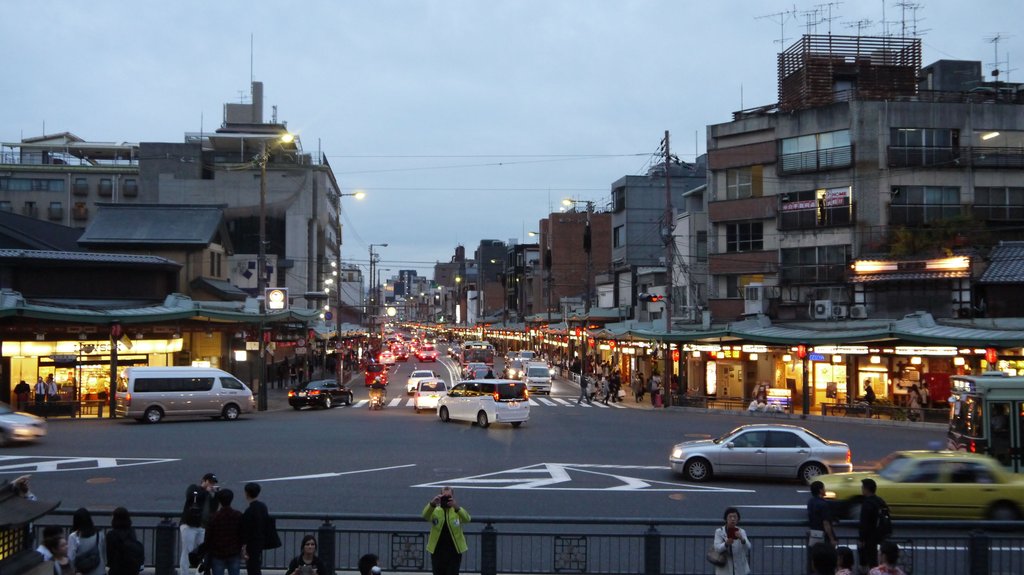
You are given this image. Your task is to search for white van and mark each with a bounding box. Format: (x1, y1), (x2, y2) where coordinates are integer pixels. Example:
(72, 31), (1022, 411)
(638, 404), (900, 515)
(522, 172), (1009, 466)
(115, 367), (255, 423)
(522, 361), (553, 394)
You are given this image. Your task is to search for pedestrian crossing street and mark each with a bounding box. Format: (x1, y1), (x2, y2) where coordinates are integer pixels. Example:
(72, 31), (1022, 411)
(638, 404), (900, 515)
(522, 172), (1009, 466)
(345, 397), (630, 409)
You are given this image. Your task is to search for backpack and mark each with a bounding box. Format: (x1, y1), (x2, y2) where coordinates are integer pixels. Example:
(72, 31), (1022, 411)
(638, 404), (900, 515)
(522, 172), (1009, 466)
(876, 504), (893, 538)
(184, 486), (204, 525)
(73, 533), (102, 573)
(120, 536), (145, 573)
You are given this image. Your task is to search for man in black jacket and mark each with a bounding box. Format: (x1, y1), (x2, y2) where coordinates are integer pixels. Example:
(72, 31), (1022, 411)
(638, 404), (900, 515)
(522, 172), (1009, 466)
(857, 477), (888, 574)
(240, 482), (270, 575)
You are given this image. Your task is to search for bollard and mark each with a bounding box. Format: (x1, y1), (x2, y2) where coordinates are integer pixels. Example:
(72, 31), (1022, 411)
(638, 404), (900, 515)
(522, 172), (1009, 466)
(480, 523), (497, 575)
(318, 520), (336, 575)
(643, 524), (661, 575)
(967, 529), (989, 575)
(154, 518), (176, 575)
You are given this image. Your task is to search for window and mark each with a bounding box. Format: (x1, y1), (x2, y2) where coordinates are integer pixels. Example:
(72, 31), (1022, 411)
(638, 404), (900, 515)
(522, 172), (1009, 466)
(781, 245), (850, 284)
(696, 230), (708, 262)
(779, 187), (854, 229)
(98, 178), (113, 197)
(0, 177), (64, 192)
(767, 431), (808, 448)
(123, 178), (139, 197)
(0, 201), (11, 212)
(73, 177), (89, 196)
(221, 377), (245, 390)
(613, 225), (624, 248)
(725, 166), (764, 200)
(134, 377), (215, 393)
(725, 222), (763, 252)
(889, 128), (959, 167)
(731, 431), (767, 448)
(974, 187), (1024, 221)
(47, 201), (62, 220)
(612, 187), (626, 212)
(780, 129), (852, 174)
(890, 186), (962, 225)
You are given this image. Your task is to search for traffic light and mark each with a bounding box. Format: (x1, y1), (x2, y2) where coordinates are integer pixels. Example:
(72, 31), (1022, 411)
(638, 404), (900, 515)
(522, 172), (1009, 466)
(639, 293), (664, 303)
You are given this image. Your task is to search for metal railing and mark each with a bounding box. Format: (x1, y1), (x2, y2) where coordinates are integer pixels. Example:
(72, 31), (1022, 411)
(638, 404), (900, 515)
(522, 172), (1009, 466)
(30, 510), (1023, 575)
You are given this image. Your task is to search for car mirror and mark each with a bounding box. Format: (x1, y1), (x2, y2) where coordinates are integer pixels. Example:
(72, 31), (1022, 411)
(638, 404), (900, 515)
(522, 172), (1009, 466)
(726, 442), (736, 449)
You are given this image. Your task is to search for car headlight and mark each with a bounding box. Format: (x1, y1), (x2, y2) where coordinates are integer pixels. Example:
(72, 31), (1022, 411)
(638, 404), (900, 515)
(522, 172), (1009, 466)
(671, 448), (683, 459)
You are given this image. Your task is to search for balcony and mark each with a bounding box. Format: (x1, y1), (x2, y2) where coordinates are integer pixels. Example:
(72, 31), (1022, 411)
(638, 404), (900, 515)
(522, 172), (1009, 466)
(778, 144), (853, 175)
(887, 146), (960, 168)
(72, 204), (89, 221)
(971, 147), (1024, 169)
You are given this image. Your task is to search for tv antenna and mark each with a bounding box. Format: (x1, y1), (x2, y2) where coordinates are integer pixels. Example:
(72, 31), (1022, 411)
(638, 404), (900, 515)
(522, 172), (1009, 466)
(814, 2), (843, 36)
(844, 18), (873, 36)
(894, 1), (928, 37)
(755, 6), (796, 48)
(986, 33), (1015, 82)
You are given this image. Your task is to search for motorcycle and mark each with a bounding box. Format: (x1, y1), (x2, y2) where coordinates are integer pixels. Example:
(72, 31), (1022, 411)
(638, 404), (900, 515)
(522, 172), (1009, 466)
(368, 380), (387, 410)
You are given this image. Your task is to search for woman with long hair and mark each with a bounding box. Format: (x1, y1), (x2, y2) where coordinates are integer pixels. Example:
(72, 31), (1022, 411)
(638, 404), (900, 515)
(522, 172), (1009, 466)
(285, 535), (327, 575)
(68, 507), (105, 575)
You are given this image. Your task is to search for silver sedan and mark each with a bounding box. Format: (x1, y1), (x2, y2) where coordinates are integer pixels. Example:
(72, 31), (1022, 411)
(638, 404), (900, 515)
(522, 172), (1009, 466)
(669, 424), (852, 484)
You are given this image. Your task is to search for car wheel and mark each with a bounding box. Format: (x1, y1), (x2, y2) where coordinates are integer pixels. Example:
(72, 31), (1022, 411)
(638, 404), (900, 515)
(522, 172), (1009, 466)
(987, 502), (1022, 521)
(323, 396), (333, 409)
(346, 393), (353, 406)
(511, 421), (523, 428)
(144, 407), (164, 424)
(684, 458), (712, 482)
(439, 407), (450, 422)
(476, 411), (490, 428)
(799, 462), (827, 484)
(222, 404), (241, 421)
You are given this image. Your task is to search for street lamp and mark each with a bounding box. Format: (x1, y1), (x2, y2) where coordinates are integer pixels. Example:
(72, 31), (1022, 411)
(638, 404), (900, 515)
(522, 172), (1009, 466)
(256, 131), (295, 411)
(455, 276), (463, 326)
(333, 190), (366, 386)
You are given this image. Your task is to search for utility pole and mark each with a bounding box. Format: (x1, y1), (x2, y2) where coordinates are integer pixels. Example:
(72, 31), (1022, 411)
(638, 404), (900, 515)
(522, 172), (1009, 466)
(662, 130), (674, 408)
(582, 201), (593, 392)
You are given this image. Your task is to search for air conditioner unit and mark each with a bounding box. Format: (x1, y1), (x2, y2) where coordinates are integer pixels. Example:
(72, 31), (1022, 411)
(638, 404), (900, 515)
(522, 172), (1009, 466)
(832, 305), (848, 319)
(813, 299), (833, 320)
(849, 304), (868, 319)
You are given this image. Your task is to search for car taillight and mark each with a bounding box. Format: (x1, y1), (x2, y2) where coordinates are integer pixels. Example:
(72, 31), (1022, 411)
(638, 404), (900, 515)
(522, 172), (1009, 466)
(310, 390), (320, 396)
(969, 439), (977, 453)
(287, 390), (295, 397)
(125, 392), (131, 405)
(845, 449), (851, 463)
(523, 389), (530, 400)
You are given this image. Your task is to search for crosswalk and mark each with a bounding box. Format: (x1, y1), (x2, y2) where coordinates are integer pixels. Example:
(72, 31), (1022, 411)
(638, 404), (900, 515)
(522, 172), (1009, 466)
(342, 397), (628, 409)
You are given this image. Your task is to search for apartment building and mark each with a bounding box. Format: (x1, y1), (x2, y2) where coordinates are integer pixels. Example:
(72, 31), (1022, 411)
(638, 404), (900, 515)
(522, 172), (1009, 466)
(706, 35), (1024, 323)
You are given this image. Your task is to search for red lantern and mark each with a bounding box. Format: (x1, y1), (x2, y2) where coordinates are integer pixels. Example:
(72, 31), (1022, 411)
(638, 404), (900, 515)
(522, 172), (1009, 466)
(263, 331), (272, 344)
(985, 347), (998, 365)
(110, 323), (122, 339)
(671, 349), (680, 362)
(796, 344), (808, 360)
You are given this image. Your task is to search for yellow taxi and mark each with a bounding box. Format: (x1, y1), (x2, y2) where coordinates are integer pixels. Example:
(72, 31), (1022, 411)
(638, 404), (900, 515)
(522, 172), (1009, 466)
(819, 450), (1024, 521)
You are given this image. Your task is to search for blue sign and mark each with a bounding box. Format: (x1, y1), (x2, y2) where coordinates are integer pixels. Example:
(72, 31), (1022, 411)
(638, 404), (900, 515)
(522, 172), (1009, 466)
(324, 311), (333, 320)
(809, 353), (826, 361)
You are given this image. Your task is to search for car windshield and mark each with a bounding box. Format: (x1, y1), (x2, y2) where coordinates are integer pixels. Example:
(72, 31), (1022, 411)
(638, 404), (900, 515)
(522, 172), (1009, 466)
(421, 345), (435, 351)
(877, 453), (915, 481)
(527, 367), (549, 377)
(303, 381), (328, 390)
(420, 380), (446, 392)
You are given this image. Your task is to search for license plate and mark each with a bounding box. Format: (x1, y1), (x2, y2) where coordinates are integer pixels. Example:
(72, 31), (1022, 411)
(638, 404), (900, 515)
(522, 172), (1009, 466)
(297, 392), (307, 397)
(509, 401), (519, 407)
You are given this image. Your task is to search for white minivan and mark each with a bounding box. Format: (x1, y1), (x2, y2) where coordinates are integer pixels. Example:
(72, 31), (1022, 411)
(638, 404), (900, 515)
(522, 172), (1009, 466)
(437, 379), (530, 428)
(521, 362), (553, 395)
(116, 367), (255, 423)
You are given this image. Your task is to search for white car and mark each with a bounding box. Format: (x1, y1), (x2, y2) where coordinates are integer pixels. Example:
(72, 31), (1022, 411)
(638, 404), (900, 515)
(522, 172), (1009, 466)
(413, 378), (449, 412)
(0, 402), (47, 446)
(437, 379), (530, 428)
(407, 369), (438, 394)
(521, 362), (553, 394)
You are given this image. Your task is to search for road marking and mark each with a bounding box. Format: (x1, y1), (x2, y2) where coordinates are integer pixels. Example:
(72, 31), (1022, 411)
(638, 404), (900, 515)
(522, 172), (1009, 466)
(415, 463), (755, 493)
(352, 400), (368, 408)
(533, 397), (557, 406)
(0, 455), (177, 474)
(248, 463), (417, 483)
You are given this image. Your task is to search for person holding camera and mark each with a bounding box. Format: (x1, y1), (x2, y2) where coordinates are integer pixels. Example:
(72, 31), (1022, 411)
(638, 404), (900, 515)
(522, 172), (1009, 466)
(285, 535), (327, 575)
(422, 487), (470, 575)
(712, 507), (751, 575)
(180, 473), (221, 575)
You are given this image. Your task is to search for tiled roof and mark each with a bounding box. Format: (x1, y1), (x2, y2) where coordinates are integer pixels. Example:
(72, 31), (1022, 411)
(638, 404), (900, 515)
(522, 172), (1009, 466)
(979, 241), (1024, 283)
(848, 270), (969, 283)
(78, 205), (224, 245)
(0, 249), (178, 266)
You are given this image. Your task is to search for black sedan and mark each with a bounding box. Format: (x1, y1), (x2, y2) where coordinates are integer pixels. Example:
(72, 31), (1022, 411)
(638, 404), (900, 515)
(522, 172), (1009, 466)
(288, 379), (354, 410)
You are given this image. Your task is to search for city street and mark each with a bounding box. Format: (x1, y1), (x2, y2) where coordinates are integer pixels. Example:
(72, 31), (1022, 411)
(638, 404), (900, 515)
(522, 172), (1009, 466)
(6, 355), (947, 523)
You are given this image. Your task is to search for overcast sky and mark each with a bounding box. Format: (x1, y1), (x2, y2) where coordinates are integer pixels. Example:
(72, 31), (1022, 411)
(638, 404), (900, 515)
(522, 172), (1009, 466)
(2, 1), (1019, 279)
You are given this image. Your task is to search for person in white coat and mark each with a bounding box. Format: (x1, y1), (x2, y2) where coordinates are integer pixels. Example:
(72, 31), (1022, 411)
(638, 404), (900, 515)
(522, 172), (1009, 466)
(713, 507), (752, 575)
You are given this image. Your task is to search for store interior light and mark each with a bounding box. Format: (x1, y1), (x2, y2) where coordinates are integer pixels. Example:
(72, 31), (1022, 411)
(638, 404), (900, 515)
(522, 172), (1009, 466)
(782, 354), (792, 362)
(910, 356), (922, 365)
(870, 355), (881, 364)
(953, 356), (966, 366)
(832, 355), (842, 364)
(982, 131), (1000, 140)
(749, 353), (758, 360)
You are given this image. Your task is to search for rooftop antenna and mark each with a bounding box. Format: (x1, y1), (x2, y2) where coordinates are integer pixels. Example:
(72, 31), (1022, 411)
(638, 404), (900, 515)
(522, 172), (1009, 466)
(844, 18), (873, 36)
(814, 2), (843, 36)
(894, 1), (928, 37)
(799, 5), (824, 35)
(755, 6), (795, 48)
(986, 34), (1015, 82)
(250, 33), (254, 84)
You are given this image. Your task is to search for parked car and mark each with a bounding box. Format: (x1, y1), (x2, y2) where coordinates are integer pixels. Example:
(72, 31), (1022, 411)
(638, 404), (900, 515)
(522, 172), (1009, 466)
(819, 450), (1024, 520)
(288, 379), (353, 410)
(0, 402), (46, 446)
(669, 424), (852, 484)
(437, 379), (530, 428)
(407, 369), (439, 394)
(364, 363), (389, 386)
(413, 378), (449, 412)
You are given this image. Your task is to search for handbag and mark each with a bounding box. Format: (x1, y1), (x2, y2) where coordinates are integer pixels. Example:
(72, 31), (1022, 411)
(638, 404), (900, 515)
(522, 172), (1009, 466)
(73, 534), (102, 573)
(706, 544), (728, 567)
(264, 515), (282, 550)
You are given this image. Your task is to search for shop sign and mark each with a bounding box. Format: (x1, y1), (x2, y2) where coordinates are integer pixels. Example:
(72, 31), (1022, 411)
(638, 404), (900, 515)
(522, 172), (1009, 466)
(683, 344), (722, 352)
(894, 346), (958, 356)
(809, 353), (826, 361)
(741, 345), (768, 353)
(245, 341), (260, 351)
(814, 345), (870, 355)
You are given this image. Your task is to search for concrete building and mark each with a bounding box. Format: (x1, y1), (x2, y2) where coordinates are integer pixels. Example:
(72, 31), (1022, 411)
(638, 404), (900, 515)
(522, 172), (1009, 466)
(504, 241), (540, 321)
(533, 208), (612, 320)
(705, 35), (1024, 323)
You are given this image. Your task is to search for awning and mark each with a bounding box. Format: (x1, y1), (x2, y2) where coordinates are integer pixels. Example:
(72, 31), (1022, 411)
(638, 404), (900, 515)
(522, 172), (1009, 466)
(848, 270), (969, 283)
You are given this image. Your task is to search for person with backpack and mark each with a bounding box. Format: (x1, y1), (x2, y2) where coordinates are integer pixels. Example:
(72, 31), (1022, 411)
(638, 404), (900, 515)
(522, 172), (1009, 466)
(106, 507), (144, 575)
(68, 507), (105, 575)
(857, 478), (891, 575)
(240, 482), (276, 575)
(180, 473), (221, 575)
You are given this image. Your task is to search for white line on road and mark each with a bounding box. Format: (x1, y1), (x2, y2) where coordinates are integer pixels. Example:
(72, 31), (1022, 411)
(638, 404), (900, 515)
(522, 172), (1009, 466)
(533, 397), (557, 406)
(247, 463), (417, 483)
